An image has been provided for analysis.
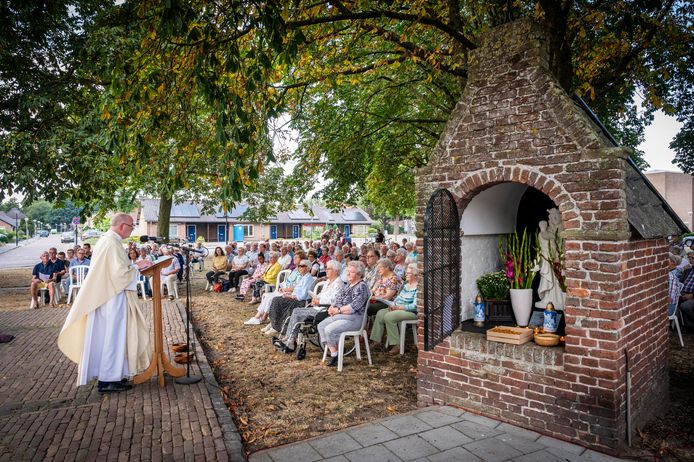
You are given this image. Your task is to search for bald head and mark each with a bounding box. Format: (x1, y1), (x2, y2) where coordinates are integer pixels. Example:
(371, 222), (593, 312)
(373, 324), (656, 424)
(111, 212), (135, 239)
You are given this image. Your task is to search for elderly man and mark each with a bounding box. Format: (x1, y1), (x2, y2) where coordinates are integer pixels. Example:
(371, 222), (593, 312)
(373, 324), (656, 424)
(278, 246), (292, 269)
(30, 251), (56, 308)
(228, 246), (250, 291)
(160, 246), (181, 300)
(57, 213), (151, 393)
(70, 248), (91, 267)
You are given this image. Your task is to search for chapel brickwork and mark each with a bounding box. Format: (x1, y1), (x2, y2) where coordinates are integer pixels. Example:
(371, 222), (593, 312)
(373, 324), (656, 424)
(414, 19), (669, 453)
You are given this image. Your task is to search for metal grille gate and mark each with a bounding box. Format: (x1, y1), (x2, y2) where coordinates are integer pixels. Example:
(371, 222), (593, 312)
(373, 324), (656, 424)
(423, 189), (461, 351)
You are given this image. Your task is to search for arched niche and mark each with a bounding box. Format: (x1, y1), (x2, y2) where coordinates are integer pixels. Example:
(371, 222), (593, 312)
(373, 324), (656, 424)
(459, 182), (557, 320)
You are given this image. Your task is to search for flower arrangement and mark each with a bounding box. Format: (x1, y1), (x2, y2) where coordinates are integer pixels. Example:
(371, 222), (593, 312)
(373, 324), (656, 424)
(476, 271), (510, 300)
(498, 228), (540, 289)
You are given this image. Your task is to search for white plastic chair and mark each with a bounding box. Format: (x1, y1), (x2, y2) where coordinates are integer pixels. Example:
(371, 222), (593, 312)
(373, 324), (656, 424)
(399, 319), (418, 355)
(322, 299), (373, 372)
(265, 269), (291, 293)
(66, 265), (89, 304)
(161, 277), (179, 299)
(669, 303), (684, 347)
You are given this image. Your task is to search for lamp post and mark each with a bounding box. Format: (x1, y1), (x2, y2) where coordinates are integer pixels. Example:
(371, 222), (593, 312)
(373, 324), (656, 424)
(14, 213), (19, 246)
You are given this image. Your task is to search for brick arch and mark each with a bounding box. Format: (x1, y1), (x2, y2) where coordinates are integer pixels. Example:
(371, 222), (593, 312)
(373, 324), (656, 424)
(452, 166), (580, 231)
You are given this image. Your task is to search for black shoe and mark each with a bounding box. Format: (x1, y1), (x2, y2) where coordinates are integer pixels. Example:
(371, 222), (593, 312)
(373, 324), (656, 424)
(327, 356), (338, 367)
(98, 381), (132, 393)
(282, 345), (295, 354)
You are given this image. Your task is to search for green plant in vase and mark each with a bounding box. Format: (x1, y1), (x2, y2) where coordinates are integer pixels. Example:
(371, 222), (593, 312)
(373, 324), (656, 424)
(499, 228), (540, 327)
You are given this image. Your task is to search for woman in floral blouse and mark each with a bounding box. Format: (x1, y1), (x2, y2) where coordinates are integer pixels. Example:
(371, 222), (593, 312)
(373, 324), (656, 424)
(366, 258), (402, 316)
(236, 253), (268, 301)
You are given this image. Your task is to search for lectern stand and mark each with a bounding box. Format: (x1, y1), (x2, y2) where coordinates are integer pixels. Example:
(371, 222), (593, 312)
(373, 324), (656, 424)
(133, 256), (185, 387)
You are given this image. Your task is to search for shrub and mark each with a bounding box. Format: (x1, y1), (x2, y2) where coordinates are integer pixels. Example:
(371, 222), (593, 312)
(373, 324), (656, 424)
(476, 271), (510, 300)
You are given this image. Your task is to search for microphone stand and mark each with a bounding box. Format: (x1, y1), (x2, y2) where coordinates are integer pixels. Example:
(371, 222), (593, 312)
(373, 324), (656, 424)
(176, 247), (202, 385)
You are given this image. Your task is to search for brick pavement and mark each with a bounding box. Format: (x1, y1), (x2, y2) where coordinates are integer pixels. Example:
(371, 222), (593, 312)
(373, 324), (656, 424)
(0, 300), (244, 461)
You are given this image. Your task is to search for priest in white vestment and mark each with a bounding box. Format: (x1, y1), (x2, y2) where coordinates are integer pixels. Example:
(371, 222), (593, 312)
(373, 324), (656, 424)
(58, 213), (151, 393)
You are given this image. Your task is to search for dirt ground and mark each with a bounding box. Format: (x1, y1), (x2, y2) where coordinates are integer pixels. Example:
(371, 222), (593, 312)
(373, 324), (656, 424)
(1, 264), (692, 459)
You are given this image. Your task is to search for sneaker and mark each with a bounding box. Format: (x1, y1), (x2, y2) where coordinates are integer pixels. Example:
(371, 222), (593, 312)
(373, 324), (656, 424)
(30, 299), (38, 309)
(260, 324), (271, 334)
(263, 327), (278, 336)
(244, 318), (261, 325)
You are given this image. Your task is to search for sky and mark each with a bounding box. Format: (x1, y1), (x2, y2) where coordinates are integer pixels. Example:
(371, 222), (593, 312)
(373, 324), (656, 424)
(639, 110), (683, 173)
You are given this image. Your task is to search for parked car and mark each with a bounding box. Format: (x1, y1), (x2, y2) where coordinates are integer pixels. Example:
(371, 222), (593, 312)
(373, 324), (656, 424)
(81, 229), (102, 240)
(61, 232), (75, 243)
(38, 230), (49, 237)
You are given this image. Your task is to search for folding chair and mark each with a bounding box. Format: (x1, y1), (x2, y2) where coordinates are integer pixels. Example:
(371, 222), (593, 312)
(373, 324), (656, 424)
(66, 265), (89, 304)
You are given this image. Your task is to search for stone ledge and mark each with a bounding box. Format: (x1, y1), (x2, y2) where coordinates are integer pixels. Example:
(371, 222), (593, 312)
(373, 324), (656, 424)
(448, 330), (564, 369)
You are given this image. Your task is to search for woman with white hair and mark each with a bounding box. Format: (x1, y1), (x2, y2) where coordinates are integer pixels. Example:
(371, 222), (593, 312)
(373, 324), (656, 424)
(274, 259), (345, 353)
(370, 263), (418, 354)
(318, 261), (370, 367)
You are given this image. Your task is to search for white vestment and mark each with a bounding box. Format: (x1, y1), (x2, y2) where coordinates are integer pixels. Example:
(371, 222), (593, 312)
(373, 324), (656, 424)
(58, 230), (151, 385)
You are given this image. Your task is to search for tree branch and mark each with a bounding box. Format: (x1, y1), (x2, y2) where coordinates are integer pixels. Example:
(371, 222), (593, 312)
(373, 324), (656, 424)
(286, 8), (477, 50)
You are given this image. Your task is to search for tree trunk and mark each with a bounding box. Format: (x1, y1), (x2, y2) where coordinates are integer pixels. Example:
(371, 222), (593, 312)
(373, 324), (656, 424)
(538, 0), (573, 92)
(158, 194), (173, 243)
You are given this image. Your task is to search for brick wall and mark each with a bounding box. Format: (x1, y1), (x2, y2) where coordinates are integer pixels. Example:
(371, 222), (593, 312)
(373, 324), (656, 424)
(414, 19), (670, 454)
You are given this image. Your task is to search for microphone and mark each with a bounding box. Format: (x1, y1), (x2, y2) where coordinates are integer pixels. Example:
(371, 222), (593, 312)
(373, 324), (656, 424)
(180, 245), (206, 254)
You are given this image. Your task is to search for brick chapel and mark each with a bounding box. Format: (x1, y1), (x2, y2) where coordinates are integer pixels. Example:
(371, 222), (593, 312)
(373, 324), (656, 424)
(414, 19), (687, 454)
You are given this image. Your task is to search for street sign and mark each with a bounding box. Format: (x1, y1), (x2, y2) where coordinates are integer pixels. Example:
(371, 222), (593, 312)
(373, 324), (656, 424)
(72, 216), (80, 226)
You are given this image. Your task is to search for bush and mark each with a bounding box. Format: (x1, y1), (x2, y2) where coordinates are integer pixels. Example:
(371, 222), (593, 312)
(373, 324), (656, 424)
(476, 271), (510, 300)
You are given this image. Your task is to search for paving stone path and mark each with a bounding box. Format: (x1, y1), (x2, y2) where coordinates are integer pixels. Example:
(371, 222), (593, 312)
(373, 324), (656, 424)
(0, 301), (243, 461)
(249, 406), (626, 462)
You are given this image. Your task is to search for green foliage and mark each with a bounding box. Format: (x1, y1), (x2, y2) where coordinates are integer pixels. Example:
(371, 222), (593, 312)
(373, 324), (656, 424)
(0, 199), (20, 212)
(476, 271), (511, 300)
(2, 0), (692, 220)
(24, 201), (80, 227)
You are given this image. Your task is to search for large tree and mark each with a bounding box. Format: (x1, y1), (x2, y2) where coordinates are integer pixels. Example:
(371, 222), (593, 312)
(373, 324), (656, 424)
(122, 0), (693, 216)
(2, 1), (692, 223)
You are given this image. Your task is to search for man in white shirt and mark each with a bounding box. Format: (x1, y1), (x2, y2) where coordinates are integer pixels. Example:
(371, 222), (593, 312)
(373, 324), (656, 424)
(278, 246), (292, 269)
(160, 246), (180, 300)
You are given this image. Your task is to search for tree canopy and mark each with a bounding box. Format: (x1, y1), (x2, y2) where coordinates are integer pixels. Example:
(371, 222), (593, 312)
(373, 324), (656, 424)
(1, 0), (692, 221)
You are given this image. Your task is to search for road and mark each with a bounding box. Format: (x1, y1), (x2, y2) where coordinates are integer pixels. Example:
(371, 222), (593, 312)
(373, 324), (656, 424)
(0, 234), (79, 269)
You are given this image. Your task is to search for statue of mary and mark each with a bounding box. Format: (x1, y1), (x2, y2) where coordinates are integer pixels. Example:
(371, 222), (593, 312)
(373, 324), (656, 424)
(535, 208), (566, 310)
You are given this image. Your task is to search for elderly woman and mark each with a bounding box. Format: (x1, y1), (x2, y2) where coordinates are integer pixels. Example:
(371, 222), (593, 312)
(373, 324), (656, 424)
(370, 263), (418, 354)
(318, 261), (370, 367)
(263, 259), (315, 336)
(244, 254), (304, 325)
(366, 258), (403, 316)
(275, 260), (345, 353)
(236, 253), (268, 301)
(307, 250), (321, 277)
(393, 248), (409, 279)
(248, 251), (282, 304)
(205, 247), (228, 289)
(228, 246), (250, 291)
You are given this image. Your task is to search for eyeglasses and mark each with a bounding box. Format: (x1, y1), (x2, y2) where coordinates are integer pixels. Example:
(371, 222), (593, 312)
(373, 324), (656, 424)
(298, 264), (307, 267)
(122, 223), (135, 229)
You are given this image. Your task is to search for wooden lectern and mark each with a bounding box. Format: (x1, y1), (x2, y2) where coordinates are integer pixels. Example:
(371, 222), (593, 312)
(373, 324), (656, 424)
(133, 256), (186, 387)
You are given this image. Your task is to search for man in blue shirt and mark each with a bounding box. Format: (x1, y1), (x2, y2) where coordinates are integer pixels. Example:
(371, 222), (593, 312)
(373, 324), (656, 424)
(70, 248), (91, 267)
(30, 252), (56, 308)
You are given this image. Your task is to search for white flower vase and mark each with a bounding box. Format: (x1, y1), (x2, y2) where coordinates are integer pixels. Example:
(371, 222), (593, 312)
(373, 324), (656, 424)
(510, 288), (533, 327)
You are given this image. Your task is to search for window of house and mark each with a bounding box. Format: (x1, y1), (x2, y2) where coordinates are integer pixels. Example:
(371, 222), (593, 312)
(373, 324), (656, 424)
(168, 224), (178, 238)
(243, 225), (254, 237)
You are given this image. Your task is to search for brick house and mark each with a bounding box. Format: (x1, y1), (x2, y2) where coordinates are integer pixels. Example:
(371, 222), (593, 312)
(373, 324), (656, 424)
(136, 200), (372, 243)
(415, 20), (687, 454)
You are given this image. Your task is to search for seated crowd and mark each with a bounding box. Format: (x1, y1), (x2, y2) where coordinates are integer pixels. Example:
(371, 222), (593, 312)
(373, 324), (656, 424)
(201, 232), (421, 368)
(30, 244), (92, 308)
(669, 241), (694, 330)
